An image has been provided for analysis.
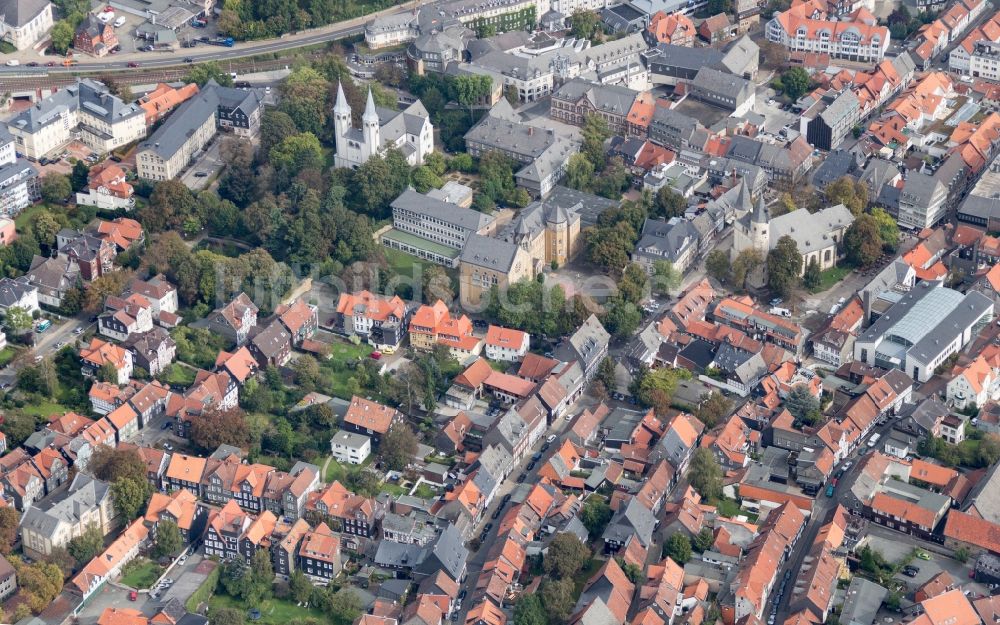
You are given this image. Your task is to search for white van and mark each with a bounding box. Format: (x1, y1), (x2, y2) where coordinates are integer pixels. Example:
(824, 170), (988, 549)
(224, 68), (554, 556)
(97, 10), (115, 23)
(113, 16), (126, 27)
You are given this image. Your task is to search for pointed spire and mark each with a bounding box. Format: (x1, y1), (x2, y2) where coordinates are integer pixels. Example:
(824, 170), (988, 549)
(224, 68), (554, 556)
(334, 81), (349, 114)
(752, 195), (770, 223)
(363, 87), (378, 121)
(737, 179), (752, 211)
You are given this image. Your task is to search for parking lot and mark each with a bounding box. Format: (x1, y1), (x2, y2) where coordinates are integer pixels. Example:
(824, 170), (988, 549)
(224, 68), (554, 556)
(753, 86), (800, 134)
(179, 139), (224, 191)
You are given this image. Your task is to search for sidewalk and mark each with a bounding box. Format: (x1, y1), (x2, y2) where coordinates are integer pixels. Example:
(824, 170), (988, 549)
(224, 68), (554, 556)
(7, 4), (408, 65)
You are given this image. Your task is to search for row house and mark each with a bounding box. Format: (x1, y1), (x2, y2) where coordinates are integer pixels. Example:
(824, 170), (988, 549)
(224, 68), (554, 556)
(298, 522), (343, 583)
(202, 455), (274, 513)
(203, 500), (253, 561)
(144, 489), (207, 543)
(275, 298), (319, 347)
(765, 1), (889, 63)
(307, 480), (383, 541)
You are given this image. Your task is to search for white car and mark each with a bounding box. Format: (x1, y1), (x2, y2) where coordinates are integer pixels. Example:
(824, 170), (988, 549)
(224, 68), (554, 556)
(113, 16), (126, 27)
(546, 434), (556, 443)
(5, 60), (19, 67)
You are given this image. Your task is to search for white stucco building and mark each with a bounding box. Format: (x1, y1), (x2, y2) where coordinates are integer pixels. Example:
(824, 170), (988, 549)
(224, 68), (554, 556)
(0, 0), (53, 51)
(333, 85), (434, 169)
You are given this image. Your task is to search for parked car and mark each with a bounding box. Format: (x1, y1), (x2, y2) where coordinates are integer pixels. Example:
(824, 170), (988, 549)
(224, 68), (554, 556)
(916, 550), (931, 560)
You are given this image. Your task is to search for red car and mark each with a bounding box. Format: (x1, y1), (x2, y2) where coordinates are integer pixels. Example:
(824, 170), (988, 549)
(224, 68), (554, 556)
(127, 61), (140, 67)
(370, 351), (382, 360)
(128, 591), (137, 601)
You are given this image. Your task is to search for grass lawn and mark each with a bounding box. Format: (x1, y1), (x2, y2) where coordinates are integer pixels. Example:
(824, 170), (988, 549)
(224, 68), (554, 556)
(381, 482), (407, 497)
(120, 559), (163, 589)
(327, 340), (371, 363)
(14, 204), (47, 230)
(159, 363), (197, 387)
(208, 593), (329, 625)
(809, 266), (853, 293)
(0, 345), (20, 368)
(413, 483), (438, 499)
(324, 456), (373, 484)
(709, 496), (741, 518)
(573, 558), (604, 596)
(382, 246), (459, 288)
(20, 400), (73, 418)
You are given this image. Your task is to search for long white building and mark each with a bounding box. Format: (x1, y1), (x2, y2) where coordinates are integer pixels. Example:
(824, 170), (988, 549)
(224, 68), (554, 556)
(765, 0), (890, 63)
(854, 281), (993, 382)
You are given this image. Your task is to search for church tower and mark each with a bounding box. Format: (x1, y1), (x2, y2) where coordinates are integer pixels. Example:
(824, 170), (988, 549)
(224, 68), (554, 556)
(333, 82), (351, 165)
(362, 88), (381, 161)
(750, 196), (770, 252)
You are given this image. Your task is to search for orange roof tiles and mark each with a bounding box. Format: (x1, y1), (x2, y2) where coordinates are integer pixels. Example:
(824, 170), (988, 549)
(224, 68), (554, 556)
(145, 489), (199, 530)
(911, 589), (981, 625)
(299, 522), (340, 563)
(485, 325), (527, 349)
(80, 337), (130, 370)
(343, 395), (401, 435)
(646, 10), (695, 44)
(48, 411), (95, 436)
(98, 608), (147, 625)
(140, 82), (199, 124)
(71, 519), (148, 595)
(870, 492), (937, 528)
(456, 358), (494, 389)
(165, 454), (207, 484)
(944, 509), (1000, 553)
(337, 290), (406, 322)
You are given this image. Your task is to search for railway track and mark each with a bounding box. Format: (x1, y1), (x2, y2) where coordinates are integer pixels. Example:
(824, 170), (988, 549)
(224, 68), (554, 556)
(0, 50), (325, 91)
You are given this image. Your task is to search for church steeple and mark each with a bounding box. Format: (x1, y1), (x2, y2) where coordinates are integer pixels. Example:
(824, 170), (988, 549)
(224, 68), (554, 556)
(751, 195), (770, 224)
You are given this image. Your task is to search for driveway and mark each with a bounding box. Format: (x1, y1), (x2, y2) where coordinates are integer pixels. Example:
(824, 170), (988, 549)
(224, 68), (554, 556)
(179, 139), (224, 191)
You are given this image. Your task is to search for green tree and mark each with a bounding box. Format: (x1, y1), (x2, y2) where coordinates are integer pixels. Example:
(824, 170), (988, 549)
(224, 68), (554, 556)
(67, 524), (104, 565)
(0, 508), (19, 555)
(207, 607), (245, 625)
(40, 173), (71, 204)
(112, 477), (151, 521)
(693, 527), (715, 552)
(269, 132), (324, 183)
(540, 578), (576, 623)
(189, 407), (252, 452)
(767, 235), (802, 298)
(183, 61), (234, 87)
(803, 258), (822, 290)
(779, 67), (810, 101)
(50, 20), (74, 54)
(70, 161), (91, 192)
(513, 594), (547, 625)
(154, 519), (183, 558)
(825, 176), (868, 216)
(663, 532), (692, 564)
(379, 421), (418, 471)
(706, 250), (731, 284)
(289, 569), (313, 604)
(279, 66), (331, 135)
(4, 306), (32, 334)
(569, 9), (602, 40)
(688, 448), (723, 500)
(328, 589), (362, 625)
(97, 362), (119, 384)
(582, 114), (612, 170)
(411, 166), (443, 193)
(695, 392), (731, 429)
(601, 297), (641, 339)
(731, 248), (764, 292)
(260, 110), (300, 156)
(634, 366), (691, 416)
(543, 532), (591, 579)
(422, 265), (455, 304)
(656, 187), (687, 219)
(870, 207), (900, 252)
(786, 384), (820, 424)
(580, 496), (613, 538)
(844, 214), (883, 267)
(652, 260), (682, 296)
(566, 153), (595, 191)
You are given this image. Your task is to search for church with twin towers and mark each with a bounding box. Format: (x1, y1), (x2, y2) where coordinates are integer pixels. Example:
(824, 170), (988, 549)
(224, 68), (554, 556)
(332, 82), (435, 169)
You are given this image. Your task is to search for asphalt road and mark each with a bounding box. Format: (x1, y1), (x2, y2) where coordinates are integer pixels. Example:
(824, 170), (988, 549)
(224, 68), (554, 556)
(771, 415), (905, 624)
(454, 393), (598, 622)
(0, 315), (93, 387)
